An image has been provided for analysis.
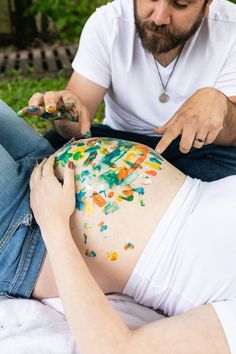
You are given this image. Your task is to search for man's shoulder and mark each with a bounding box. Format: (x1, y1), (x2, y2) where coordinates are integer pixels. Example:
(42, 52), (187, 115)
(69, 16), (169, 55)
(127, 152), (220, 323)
(94, 0), (133, 22)
(209, 0), (236, 23)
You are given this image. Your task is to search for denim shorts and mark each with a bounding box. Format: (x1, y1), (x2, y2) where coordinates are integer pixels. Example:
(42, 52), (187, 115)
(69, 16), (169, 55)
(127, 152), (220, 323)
(0, 99), (55, 298)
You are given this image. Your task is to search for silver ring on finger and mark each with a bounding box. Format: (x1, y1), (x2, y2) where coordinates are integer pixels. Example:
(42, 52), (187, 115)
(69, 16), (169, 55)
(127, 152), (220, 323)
(194, 137), (206, 144)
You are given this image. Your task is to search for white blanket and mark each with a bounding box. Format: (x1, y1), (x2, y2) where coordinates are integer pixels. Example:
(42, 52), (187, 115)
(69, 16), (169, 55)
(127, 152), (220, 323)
(0, 294), (165, 353)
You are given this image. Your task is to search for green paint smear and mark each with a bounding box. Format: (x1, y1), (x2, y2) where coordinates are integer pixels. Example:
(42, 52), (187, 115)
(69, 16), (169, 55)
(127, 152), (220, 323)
(149, 150), (164, 160)
(117, 139), (138, 149)
(104, 201), (119, 215)
(140, 200), (145, 206)
(101, 147), (127, 167)
(56, 148), (73, 167)
(73, 151), (84, 161)
(124, 160), (134, 167)
(83, 151), (97, 166)
(85, 145), (100, 153)
(93, 164), (102, 172)
(99, 190), (107, 198)
(149, 157), (163, 165)
(76, 142), (85, 147)
(99, 170), (119, 188)
(119, 195), (134, 202)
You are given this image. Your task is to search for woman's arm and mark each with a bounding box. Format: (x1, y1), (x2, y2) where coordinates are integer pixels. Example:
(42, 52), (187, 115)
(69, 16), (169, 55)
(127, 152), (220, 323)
(30, 157), (230, 354)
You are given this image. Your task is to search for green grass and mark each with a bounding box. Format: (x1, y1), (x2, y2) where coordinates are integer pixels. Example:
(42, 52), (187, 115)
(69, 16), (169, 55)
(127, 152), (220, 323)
(0, 71), (104, 133)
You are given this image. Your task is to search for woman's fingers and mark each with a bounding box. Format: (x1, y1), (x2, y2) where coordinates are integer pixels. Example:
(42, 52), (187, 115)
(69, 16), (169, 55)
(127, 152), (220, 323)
(29, 158), (47, 188)
(41, 155), (56, 178)
(64, 161), (76, 193)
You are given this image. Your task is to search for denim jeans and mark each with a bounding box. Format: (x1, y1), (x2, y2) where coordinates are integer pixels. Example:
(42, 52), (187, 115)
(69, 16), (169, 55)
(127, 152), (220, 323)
(0, 99), (54, 298)
(45, 124), (236, 181)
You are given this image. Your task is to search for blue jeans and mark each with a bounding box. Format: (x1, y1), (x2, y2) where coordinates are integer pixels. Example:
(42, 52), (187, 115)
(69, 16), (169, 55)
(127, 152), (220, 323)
(0, 99), (54, 298)
(45, 124), (236, 181)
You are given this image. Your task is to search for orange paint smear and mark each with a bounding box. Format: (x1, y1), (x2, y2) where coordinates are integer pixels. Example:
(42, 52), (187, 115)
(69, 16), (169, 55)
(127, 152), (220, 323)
(122, 189), (134, 197)
(117, 145), (149, 182)
(118, 167), (129, 182)
(92, 192), (106, 207)
(146, 170), (157, 176)
(108, 191), (114, 198)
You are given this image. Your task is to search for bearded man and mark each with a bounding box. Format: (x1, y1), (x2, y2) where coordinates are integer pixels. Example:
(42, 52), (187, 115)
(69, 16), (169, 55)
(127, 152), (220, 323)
(22, 0), (236, 181)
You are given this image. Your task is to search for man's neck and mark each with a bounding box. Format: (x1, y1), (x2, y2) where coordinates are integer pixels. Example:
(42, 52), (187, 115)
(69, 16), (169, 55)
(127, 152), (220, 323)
(154, 45), (183, 67)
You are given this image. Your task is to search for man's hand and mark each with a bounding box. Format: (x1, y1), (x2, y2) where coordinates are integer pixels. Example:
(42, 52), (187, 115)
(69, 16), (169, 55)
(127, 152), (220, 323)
(30, 155), (76, 234)
(18, 90), (92, 138)
(154, 88), (228, 154)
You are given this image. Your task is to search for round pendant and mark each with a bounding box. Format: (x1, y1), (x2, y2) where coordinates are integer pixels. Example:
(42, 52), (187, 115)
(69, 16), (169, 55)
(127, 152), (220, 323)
(159, 92), (169, 103)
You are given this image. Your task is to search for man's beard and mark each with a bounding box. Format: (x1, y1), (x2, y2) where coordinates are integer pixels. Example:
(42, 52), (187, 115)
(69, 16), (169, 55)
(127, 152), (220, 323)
(134, 1), (207, 55)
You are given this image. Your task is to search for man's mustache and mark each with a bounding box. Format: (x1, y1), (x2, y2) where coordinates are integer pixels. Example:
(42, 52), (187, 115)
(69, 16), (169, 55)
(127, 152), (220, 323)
(144, 22), (170, 34)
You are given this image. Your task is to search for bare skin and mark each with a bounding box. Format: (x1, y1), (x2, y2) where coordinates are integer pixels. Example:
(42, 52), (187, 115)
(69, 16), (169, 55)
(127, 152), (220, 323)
(30, 151), (231, 354)
(32, 142), (185, 298)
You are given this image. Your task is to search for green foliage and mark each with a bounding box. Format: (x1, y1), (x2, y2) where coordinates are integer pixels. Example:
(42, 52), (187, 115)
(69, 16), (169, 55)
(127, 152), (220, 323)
(29, 0), (111, 41)
(0, 72), (104, 133)
(0, 72), (67, 132)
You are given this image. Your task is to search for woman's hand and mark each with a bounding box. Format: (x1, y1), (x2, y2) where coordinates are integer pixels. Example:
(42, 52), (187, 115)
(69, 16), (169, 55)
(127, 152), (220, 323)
(30, 155), (76, 233)
(18, 90), (92, 138)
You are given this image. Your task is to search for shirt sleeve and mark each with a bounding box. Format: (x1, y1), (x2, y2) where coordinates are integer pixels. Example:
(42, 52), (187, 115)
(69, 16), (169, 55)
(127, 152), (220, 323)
(72, 10), (111, 89)
(214, 41), (236, 97)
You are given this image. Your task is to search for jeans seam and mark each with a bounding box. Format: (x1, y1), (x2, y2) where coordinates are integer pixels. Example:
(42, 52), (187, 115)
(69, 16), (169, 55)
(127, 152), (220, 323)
(8, 227), (35, 294)
(0, 216), (24, 253)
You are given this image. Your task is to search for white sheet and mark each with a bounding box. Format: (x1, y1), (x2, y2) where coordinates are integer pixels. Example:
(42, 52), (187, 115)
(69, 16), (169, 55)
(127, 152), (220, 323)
(0, 294), (165, 353)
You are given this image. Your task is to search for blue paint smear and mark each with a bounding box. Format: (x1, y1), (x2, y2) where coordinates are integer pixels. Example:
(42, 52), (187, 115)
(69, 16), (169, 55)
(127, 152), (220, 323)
(134, 187), (144, 195)
(75, 190), (86, 211)
(101, 147), (127, 166)
(78, 170), (90, 182)
(85, 145), (100, 153)
(100, 225), (108, 232)
(150, 157), (162, 165)
(93, 164), (102, 172)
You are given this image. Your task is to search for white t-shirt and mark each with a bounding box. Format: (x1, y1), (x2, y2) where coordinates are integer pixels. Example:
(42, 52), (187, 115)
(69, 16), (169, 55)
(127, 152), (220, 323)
(123, 175), (236, 353)
(72, 0), (236, 136)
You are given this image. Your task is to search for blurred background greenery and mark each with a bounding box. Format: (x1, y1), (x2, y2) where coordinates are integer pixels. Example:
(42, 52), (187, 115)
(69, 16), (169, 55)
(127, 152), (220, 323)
(0, 0), (109, 132)
(0, 0), (111, 48)
(0, 0), (236, 132)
